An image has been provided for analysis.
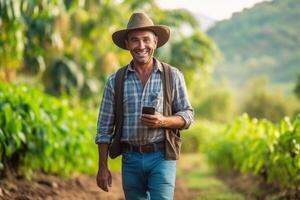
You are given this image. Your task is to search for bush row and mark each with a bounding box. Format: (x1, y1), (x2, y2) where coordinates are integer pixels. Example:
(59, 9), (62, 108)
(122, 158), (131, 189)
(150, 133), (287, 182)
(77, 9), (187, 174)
(205, 114), (300, 188)
(0, 83), (98, 177)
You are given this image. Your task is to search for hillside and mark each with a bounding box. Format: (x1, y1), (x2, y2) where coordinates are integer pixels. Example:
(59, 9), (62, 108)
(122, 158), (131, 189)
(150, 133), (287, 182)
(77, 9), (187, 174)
(208, 0), (300, 91)
(193, 12), (216, 31)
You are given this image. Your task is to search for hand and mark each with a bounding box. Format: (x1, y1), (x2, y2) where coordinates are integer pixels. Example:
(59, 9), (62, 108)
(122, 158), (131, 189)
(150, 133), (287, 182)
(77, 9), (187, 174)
(141, 112), (166, 128)
(96, 167), (112, 192)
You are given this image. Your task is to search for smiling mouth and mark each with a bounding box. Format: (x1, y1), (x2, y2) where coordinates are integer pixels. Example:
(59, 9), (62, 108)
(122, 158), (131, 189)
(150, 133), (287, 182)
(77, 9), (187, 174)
(134, 49), (148, 57)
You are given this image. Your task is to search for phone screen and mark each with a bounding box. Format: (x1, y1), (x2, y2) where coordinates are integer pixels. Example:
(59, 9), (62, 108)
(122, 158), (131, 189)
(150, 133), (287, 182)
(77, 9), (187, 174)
(142, 106), (155, 115)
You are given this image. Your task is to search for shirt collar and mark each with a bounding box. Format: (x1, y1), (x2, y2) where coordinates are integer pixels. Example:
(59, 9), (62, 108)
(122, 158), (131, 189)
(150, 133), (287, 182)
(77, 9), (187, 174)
(126, 58), (163, 76)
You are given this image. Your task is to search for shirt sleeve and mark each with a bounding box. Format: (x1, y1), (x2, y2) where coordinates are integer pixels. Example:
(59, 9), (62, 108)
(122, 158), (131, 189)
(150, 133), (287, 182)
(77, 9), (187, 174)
(95, 74), (116, 144)
(171, 68), (194, 129)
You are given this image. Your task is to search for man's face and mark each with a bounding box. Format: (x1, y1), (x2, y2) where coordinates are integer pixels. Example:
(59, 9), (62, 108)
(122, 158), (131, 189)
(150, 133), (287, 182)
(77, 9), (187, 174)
(125, 30), (158, 65)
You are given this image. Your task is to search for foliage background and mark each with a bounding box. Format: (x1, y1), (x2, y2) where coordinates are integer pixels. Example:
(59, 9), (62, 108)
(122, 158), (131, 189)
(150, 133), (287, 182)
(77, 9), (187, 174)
(1, 0), (300, 196)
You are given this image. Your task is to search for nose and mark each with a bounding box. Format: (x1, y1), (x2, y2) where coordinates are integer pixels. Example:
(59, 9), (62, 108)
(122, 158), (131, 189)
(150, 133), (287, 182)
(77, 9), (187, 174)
(138, 40), (145, 49)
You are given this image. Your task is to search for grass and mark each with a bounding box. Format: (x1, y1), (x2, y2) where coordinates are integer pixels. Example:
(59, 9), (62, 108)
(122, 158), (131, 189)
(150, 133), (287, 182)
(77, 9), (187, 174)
(177, 153), (245, 200)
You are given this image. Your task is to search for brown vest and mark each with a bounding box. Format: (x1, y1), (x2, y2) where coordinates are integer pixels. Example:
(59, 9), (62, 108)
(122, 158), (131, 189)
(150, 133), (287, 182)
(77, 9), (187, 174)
(108, 62), (181, 160)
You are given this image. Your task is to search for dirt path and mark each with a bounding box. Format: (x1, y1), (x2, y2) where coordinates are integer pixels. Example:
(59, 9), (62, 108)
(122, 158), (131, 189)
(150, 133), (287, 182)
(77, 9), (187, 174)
(0, 173), (191, 200)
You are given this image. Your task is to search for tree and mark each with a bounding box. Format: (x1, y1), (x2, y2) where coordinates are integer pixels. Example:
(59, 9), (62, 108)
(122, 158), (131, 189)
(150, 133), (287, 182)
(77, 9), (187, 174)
(154, 9), (219, 86)
(0, 0), (24, 81)
(242, 78), (290, 122)
(0, 0), (218, 100)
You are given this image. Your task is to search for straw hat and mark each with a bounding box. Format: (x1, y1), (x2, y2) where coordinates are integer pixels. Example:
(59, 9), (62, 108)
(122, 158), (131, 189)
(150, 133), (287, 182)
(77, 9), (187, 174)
(112, 12), (170, 50)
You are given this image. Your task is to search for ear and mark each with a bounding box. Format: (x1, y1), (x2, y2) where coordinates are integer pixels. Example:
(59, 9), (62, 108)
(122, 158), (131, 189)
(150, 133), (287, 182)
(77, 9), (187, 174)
(154, 35), (158, 48)
(125, 39), (129, 49)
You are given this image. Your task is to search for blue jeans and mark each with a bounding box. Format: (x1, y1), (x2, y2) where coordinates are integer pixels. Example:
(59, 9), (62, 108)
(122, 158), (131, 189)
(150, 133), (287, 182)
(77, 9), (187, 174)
(122, 151), (176, 200)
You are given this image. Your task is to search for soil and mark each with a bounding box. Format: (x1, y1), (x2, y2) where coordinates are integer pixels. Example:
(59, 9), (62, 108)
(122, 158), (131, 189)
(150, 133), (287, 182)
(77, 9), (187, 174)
(217, 170), (300, 200)
(0, 173), (192, 200)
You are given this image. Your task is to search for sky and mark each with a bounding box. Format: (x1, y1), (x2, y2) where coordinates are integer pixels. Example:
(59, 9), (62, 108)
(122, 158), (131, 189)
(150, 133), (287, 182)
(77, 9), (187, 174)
(156, 0), (271, 20)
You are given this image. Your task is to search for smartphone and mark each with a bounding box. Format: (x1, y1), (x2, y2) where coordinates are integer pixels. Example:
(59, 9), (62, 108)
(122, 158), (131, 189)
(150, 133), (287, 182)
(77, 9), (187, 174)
(142, 106), (155, 115)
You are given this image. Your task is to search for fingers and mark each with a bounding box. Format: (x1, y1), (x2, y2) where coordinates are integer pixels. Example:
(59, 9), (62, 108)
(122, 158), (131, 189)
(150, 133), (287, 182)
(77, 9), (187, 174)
(141, 117), (155, 124)
(141, 113), (159, 122)
(142, 111), (161, 118)
(141, 112), (164, 128)
(141, 117), (160, 127)
(141, 114), (156, 119)
(96, 170), (112, 192)
(96, 177), (108, 192)
(101, 180), (109, 192)
(142, 122), (155, 127)
(141, 117), (155, 123)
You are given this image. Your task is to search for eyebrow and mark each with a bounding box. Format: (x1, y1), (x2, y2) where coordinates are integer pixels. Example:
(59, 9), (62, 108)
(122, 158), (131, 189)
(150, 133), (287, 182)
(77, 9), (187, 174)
(129, 35), (151, 40)
(126, 30), (156, 40)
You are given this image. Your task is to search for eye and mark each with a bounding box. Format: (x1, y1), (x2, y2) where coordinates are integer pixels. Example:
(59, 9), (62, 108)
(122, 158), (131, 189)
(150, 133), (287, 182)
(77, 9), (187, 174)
(132, 38), (138, 42)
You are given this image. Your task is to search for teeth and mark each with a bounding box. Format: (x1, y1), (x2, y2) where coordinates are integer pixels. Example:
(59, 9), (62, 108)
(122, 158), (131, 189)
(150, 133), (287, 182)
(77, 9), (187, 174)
(136, 50), (147, 56)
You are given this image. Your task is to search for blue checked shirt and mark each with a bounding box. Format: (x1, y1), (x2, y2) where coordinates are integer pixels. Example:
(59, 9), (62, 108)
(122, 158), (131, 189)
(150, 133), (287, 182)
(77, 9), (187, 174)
(95, 58), (194, 145)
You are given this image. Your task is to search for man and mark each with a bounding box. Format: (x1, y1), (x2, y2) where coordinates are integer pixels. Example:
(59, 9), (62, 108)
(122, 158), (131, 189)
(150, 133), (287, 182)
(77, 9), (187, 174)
(95, 12), (193, 200)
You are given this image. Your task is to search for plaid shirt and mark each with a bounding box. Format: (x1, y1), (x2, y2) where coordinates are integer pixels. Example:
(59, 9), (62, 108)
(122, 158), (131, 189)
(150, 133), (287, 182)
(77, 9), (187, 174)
(95, 58), (194, 145)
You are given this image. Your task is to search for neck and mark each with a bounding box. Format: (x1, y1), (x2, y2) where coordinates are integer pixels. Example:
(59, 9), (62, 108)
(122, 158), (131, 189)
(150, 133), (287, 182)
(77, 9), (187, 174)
(132, 58), (154, 74)
(132, 58), (155, 86)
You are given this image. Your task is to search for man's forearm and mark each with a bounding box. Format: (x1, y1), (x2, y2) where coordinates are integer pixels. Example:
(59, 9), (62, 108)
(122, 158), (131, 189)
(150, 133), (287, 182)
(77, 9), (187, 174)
(97, 143), (110, 169)
(96, 143), (112, 192)
(162, 115), (186, 129)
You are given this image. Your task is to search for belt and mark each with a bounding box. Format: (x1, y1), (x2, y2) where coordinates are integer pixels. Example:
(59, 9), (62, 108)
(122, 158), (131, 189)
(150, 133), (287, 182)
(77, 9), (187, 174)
(121, 142), (165, 153)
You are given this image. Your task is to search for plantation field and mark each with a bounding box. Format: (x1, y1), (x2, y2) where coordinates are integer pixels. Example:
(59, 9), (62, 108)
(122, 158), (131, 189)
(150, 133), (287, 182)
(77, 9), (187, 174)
(1, 84), (300, 199)
(1, 0), (299, 199)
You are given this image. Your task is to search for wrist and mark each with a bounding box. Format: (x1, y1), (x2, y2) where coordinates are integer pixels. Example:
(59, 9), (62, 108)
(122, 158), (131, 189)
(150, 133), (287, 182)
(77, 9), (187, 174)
(99, 161), (108, 169)
(160, 117), (167, 128)
(99, 165), (108, 171)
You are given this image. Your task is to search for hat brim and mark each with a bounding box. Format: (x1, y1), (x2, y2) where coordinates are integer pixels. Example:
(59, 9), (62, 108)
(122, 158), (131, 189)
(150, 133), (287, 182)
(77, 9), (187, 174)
(112, 25), (170, 50)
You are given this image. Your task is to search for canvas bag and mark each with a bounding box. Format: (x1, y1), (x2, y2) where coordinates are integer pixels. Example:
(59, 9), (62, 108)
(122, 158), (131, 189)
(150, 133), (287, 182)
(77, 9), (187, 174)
(108, 62), (181, 160)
